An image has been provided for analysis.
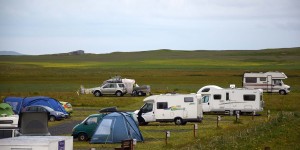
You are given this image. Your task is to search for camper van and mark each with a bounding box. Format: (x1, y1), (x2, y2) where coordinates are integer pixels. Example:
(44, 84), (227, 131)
(135, 94), (203, 125)
(243, 72), (290, 95)
(197, 85), (264, 115)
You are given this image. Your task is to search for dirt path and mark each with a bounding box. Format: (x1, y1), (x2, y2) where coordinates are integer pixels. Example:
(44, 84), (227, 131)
(49, 120), (81, 136)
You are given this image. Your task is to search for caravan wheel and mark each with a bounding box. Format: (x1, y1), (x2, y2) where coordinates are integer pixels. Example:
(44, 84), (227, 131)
(174, 118), (183, 125)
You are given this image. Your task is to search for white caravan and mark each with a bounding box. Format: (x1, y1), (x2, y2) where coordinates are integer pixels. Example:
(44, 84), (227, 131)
(135, 94), (203, 125)
(197, 85), (264, 114)
(243, 72), (290, 95)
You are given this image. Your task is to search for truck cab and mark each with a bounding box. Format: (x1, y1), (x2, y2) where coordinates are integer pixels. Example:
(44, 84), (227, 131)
(72, 114), (105, 141)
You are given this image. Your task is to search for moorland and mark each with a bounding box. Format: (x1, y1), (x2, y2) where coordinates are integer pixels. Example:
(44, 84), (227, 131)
(0, 47), (299, 149)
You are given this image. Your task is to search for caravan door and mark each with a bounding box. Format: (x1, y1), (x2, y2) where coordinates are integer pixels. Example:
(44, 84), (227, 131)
(211, 94), (224, 111)
(201, 95), (211, 112)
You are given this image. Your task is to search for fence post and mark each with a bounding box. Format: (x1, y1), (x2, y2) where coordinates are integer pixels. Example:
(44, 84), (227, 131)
(194, 124), (198, 138)
(252, 111), (256, 120)
(165, 131), (170, 145)
(217, 116), (221, 127)
(267, 110), (271, 121)
(236, 111), (240, 122)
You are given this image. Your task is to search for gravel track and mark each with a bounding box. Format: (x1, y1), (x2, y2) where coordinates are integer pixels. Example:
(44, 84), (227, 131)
(49, 120), (81, 136)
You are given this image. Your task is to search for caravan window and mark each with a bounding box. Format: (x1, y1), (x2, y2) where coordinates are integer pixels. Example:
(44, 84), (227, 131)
(226, 93), (229, 101)
(201, 88), (210, 92)
(184, 97), (194, 102)
(202, 96), (209, 103)
(157, 102), (168, 109)
(244, 95), (256, 101)
(260, 77), (266, 81)
(245, 77), (257, 83)
(213, 95), (222, 100)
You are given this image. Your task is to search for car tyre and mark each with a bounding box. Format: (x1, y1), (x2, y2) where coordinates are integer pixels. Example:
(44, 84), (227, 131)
(279, 90), (286, 95)
(94, 91), (101, 97)
(116, 91), (122, 97)
(78, 133), (88, 141)
(139, 121), (149, 126)
(49, 116), (56, 122)
(138, 91), (143, 96)
(132, 90), (137, 96)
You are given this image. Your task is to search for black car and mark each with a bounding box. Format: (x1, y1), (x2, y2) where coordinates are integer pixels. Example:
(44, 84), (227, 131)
(22, 105), (66, 121)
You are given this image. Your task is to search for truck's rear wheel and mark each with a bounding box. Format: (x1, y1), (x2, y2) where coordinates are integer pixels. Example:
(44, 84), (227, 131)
(94, 91), (101, 97)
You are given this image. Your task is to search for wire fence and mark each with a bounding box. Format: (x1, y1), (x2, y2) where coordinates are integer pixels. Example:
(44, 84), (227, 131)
(191, 111), (296, 150)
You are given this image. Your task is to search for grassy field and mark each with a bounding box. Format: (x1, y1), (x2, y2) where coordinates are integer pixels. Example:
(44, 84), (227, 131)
(0, 47), (300, 149)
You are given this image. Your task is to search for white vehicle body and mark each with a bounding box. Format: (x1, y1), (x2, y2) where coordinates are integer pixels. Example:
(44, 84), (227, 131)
(197, 86), (264, 114)
(121, 79), (135, 94)
(0, 115), (19, 128)
(243, 72), (290, 95)
(81, 78), (151, 96)
(136, 94), (203, 125)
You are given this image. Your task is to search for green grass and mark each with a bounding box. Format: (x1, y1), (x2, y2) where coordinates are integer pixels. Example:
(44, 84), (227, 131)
(0, 47), (300, 149)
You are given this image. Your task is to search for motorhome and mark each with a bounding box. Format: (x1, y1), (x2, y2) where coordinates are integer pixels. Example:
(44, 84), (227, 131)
(197, 85), (264, 115)
(243, 72), (290, 95)
(135, 94), (203, 125)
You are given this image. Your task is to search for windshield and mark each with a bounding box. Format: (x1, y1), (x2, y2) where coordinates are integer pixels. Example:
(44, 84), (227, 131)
(141, 102), (153, 113)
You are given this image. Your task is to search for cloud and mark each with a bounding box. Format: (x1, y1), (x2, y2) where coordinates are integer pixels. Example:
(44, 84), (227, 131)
(0, 0), (299, 54)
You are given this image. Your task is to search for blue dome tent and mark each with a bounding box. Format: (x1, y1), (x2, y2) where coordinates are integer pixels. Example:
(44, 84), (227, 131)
(90, 112), (144, 144)
(3, 96), (68, 116)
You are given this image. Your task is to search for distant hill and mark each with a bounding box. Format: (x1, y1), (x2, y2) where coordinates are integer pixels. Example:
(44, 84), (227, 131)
(54, 50), (85, 56)
(0, 51), (25, 55)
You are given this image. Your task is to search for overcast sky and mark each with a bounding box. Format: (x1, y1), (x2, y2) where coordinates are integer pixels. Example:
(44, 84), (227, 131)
(0, 0), (299, 55)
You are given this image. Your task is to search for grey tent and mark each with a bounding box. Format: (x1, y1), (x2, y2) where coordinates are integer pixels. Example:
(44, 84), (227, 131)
(90, 112), (143, 144)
